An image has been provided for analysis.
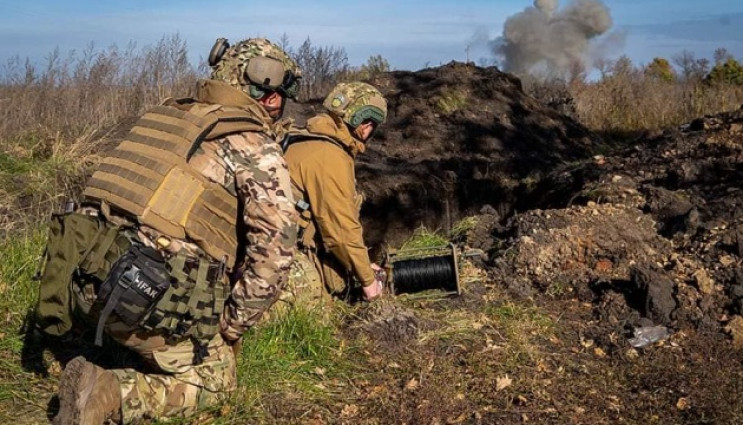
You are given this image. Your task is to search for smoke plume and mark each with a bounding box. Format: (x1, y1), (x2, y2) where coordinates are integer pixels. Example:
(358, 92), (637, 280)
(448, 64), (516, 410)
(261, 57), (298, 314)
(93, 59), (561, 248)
(492, 0), (615, 75)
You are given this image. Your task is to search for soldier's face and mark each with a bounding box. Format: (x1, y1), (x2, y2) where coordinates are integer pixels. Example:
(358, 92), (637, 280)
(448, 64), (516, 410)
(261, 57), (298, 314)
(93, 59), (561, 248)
(258, 91), (285, 119)
(354, 120), (378, 143)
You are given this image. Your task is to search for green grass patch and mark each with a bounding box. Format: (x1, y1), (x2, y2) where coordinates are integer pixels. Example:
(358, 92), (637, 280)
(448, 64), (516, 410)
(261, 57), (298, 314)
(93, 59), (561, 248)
(220, 306), (350, 421)
(0, 227), (46, 332)
(0, 227), (50, 418)
(399, 217), (478, 250)
(436, 89), (467, 115)
(487, 302), (554, 335)
(450, 216), (478, 239)
(399, 226), (449, 250)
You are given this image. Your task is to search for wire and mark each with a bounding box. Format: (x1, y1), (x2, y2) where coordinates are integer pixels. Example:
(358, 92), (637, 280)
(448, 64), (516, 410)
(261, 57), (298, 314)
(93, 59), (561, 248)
(392, 255), (457, 295)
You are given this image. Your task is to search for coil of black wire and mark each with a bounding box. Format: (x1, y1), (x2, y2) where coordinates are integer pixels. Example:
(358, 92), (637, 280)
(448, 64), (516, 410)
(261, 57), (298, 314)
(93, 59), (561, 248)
(392, 255), (457, 294)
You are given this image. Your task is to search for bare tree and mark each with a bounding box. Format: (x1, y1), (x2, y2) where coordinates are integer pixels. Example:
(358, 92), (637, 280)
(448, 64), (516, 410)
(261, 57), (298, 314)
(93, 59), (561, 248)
(278, 33), (291, 53)
(714, 47), (733, 65)
(672, 50), (708, 82)
(292, 37), (349, 100)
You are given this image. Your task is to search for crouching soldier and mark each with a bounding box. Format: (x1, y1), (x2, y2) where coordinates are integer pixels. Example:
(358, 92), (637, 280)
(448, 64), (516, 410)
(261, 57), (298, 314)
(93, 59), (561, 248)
(34, 37), (300, 424)
(281, 82), (388, 308)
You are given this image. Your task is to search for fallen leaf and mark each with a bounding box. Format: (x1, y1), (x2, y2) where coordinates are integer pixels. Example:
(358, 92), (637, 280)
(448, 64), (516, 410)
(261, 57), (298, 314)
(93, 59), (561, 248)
(447, 413), (467, 424)
(341, 404), (359, 418)
(426, 358), (435, 373)
(537, 360), (549, 372)
(220, 403), (232, 416)
(496, 375), (513, 391)
(594, 347), (607, 358)
(676, 397), (690, 410)
(405, 378), (420, 391)
(314, 367), (326, 377)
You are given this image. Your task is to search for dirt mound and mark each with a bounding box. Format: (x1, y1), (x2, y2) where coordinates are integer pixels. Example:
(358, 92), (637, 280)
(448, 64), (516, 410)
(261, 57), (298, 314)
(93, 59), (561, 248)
(349, 62), (597, 248)
(476, 106), (743, 346)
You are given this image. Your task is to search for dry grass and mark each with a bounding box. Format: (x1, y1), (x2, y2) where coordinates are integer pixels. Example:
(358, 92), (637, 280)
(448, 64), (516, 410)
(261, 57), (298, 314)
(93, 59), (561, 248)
(572, 78), (743, 135)
(0, 34), (202, 235)
(0, 34), (200, 142)
(524, 68), (743, 137)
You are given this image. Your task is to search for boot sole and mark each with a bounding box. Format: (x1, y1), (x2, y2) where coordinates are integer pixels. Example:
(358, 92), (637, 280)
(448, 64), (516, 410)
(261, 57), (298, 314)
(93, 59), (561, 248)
(54, 356), (97, 425)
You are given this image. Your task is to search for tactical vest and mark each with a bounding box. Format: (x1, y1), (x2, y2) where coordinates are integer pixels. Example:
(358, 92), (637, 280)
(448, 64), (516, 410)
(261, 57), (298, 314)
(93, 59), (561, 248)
(83, 99), (269, 269)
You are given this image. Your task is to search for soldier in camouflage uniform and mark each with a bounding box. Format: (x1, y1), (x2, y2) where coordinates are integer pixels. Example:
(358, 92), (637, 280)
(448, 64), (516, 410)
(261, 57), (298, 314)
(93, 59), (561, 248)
(39, 37), (300, 425)
(282, 82), (387, 306)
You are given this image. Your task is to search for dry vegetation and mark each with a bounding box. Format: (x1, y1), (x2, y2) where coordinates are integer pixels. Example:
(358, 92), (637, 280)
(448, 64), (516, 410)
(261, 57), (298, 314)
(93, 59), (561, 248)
(524, 51), (743, 137)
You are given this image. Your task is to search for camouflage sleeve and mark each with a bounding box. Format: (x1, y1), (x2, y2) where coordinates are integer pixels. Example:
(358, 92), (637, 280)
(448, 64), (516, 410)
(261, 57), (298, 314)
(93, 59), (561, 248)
(219, 134), (297, 342)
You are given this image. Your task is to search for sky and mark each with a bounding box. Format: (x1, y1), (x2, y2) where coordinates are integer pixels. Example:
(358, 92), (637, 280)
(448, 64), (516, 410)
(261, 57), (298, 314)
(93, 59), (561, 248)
(1, 0), (743, 73)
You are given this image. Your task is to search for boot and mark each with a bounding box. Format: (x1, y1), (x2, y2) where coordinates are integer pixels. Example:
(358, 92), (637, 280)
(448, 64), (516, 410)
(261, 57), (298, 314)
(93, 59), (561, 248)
(54, 356), (122, 425)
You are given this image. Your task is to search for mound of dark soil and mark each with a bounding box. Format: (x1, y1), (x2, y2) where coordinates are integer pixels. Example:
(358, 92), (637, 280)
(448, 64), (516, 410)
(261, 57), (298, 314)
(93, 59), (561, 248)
(351, 62), (597, 248)
(478, 106), (743, 345)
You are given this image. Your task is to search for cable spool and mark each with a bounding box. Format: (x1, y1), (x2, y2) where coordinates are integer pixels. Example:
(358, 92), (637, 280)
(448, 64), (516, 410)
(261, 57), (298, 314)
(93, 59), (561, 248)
(385, 244), (461, 297)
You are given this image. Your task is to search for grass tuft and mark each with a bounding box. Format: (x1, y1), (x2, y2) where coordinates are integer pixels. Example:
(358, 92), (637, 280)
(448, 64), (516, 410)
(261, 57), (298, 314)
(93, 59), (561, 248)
(399, 226), (449, 250)
(223, 306), (350, 421)
(436, 89), (467, 115)
(0, 228), (50, 421)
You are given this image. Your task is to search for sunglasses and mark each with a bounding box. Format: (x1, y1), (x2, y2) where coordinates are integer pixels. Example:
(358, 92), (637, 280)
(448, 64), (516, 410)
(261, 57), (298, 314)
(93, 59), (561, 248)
(245, 56), (300, 99)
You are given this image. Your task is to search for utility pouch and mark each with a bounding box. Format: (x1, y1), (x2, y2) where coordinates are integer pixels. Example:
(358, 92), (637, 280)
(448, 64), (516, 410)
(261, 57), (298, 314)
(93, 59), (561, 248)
(95, 244), (170, 346)
(35, 213), (113, 336)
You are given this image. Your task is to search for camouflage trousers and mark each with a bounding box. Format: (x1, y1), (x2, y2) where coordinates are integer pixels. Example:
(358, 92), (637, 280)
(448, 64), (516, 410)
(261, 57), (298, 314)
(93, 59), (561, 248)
(269, 249), (356, 320)
(110, 334), (236, 423)
(72, 280), (236, 423)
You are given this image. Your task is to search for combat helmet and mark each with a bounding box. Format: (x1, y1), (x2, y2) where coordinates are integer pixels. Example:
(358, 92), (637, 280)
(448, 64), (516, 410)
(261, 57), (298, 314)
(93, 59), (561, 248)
(209, 37), (302, 100)
(323, 82), (387, 128)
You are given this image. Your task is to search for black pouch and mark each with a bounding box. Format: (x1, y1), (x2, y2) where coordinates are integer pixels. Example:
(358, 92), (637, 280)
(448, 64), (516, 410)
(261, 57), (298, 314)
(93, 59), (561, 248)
(95, 244), (171, 346)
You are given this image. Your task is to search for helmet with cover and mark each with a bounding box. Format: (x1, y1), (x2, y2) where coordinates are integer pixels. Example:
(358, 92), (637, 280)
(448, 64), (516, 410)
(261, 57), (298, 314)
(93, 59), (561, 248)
(323, 82), (387, 129)
(209, 37), (302, 100)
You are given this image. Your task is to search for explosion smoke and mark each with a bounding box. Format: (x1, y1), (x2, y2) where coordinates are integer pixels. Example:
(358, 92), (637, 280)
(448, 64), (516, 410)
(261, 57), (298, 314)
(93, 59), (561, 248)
(534, 0), (558, 17)
(493, 0), (615, 75)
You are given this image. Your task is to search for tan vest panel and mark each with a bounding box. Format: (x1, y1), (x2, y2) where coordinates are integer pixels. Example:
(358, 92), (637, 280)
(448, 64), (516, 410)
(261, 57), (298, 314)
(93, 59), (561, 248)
(83, 103), (265, 269)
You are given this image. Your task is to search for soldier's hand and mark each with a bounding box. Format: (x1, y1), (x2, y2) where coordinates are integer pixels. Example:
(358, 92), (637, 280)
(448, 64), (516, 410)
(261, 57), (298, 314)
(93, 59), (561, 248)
(362, 280), (383, 301)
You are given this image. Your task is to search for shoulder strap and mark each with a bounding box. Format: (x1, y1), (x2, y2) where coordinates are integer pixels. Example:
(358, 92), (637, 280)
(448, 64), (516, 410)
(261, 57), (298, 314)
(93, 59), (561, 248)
(281, 128), (346, 153)
(162, 98), (270, 161)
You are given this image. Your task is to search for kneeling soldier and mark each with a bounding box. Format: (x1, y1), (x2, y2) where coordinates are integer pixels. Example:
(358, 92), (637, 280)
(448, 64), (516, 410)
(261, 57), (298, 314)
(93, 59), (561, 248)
(282, 82), (387, 306)
(35, 37), (300, 424)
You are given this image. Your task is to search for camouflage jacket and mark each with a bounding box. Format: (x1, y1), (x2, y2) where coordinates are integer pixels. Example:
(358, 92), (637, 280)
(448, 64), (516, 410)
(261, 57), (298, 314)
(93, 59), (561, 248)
(195, 80), (296, 341)
(119, 80), (297, 341)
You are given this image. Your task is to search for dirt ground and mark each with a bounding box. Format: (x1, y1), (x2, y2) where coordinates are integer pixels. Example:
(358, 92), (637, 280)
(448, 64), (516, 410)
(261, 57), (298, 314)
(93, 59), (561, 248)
(272, 67), (743, 424)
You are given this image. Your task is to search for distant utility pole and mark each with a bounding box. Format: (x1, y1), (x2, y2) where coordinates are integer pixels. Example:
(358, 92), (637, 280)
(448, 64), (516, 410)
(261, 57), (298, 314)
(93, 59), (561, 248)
(465, 45), (471, 63)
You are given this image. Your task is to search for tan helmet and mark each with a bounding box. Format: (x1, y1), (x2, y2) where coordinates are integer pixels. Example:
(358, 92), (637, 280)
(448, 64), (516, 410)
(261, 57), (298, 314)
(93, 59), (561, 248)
(323, 82), (387, 128)
(209, 37), (302, 99)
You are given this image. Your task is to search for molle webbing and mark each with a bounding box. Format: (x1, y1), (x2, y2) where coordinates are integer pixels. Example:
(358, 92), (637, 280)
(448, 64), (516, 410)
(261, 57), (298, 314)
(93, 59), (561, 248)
(83, 102), (265, 269)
